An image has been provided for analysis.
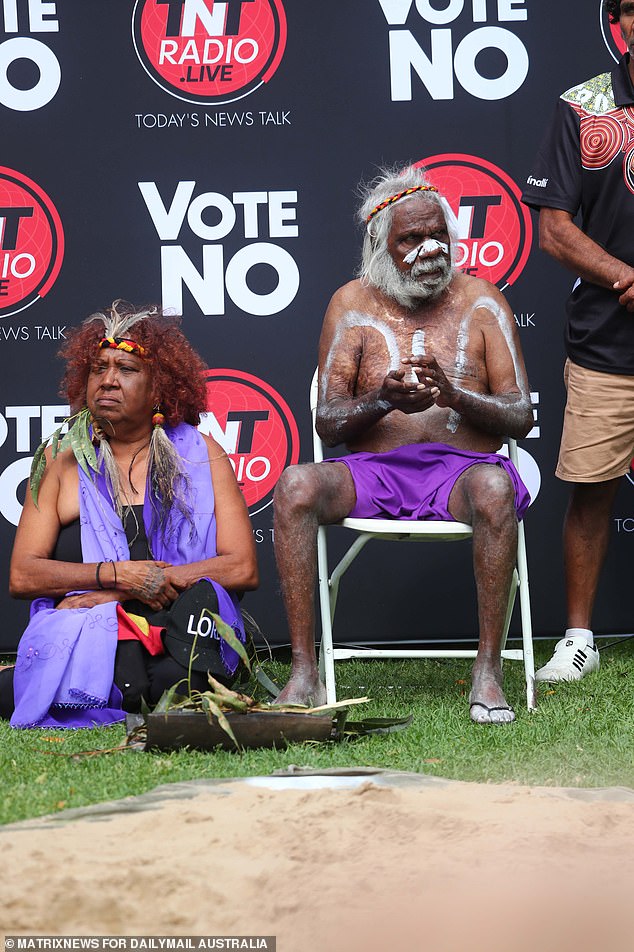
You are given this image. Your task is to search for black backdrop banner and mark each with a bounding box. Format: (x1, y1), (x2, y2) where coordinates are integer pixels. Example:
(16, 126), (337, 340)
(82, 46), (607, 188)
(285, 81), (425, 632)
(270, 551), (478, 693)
(0, 1), (631, 651)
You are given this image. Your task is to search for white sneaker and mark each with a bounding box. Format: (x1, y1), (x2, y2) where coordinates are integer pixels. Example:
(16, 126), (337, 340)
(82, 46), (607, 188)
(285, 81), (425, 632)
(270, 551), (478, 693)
(535, 636), (600, 683)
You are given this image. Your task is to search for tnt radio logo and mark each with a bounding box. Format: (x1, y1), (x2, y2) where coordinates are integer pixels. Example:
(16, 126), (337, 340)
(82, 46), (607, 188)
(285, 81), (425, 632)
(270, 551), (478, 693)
(600, 1), (626, 62)
(0, 168), (64, 319)
(200, 368), (299, 515)
(132, 0), (287, 106)
(417, 154), (532, 291)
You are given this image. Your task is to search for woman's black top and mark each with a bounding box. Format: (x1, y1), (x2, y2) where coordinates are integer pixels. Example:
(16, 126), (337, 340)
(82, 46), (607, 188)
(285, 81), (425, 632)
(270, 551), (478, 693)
(53, 505), (150, 562)
(53, 505), (151, 616)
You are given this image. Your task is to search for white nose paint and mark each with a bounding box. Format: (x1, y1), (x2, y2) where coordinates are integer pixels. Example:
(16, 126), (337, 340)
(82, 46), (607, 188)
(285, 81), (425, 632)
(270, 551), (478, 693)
(403, 238), (449, 264)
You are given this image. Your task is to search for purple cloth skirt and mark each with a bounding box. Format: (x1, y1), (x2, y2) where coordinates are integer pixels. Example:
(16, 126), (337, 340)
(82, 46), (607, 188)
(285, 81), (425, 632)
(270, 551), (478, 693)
(326, 442), (530, 522)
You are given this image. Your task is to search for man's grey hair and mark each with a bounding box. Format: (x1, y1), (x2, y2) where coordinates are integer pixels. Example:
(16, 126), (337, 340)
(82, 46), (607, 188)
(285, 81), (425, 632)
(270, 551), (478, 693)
(357, 164), (459, 285)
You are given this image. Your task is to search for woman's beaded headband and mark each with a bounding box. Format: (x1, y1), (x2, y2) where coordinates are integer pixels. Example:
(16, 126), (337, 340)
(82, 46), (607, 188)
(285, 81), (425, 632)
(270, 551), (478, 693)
(366, 185), (439, 223)
(98, 336), (146, 356)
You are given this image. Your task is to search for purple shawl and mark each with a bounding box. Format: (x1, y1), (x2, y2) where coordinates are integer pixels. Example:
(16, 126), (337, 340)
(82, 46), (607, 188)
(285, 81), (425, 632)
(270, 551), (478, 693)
(11, 423), (244, 729)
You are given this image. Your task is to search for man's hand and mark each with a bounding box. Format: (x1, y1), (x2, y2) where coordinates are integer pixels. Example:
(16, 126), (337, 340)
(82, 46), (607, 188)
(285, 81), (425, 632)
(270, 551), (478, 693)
(379, 364), (440, 414)
(414, 355), (455, 408)
(613, 273), (634, 312)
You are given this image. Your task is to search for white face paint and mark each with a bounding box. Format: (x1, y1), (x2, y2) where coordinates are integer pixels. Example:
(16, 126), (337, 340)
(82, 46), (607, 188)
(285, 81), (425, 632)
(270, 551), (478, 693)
(403, 238), (449, 264)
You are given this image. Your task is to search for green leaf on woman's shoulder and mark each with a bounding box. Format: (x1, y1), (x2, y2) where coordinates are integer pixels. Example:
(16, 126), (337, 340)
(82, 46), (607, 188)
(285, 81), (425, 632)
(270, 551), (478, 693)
(29, 441), (48, 508)
(76, 407), (98, 470)
(68, 409), (98, 476)
(29, 407), (100, 508)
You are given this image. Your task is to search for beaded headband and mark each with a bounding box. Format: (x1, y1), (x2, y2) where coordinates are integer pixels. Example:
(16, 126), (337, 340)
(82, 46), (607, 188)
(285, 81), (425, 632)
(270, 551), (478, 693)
(98, 336), (146, 356)
(366, 185), (439, 223)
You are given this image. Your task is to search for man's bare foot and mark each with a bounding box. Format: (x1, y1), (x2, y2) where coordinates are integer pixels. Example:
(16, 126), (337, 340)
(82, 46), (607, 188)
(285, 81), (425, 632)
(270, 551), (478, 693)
(469, 668), (515, 724)
(274, 671), (327, 707)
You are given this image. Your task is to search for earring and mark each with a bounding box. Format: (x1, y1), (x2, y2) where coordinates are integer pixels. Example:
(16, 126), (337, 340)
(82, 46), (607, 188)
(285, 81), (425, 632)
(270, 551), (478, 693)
(90, 412), (106, 441)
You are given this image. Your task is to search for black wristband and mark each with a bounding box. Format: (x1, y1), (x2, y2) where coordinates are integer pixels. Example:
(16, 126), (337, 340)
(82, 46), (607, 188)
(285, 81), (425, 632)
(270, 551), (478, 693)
(96, 561), (105, 590)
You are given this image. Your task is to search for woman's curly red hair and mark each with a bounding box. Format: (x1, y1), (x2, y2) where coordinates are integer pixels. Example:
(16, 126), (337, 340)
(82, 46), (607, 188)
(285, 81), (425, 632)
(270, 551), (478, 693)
(59, 303), (208, 426)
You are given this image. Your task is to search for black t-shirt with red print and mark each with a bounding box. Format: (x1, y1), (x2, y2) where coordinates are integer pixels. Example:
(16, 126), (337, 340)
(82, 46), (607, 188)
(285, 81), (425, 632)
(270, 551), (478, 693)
(522, 54), (634, 375)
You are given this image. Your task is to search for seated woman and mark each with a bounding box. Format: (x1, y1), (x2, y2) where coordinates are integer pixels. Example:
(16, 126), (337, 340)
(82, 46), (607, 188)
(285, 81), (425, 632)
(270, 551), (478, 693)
(0, 301), (258, 728)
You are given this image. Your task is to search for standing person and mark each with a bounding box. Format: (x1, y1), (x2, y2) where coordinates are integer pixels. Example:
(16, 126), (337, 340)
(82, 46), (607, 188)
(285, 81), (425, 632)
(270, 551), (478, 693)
(522, 0), (634, 682)
(1, 301), (258, 727)
(273, 165), (533, 724)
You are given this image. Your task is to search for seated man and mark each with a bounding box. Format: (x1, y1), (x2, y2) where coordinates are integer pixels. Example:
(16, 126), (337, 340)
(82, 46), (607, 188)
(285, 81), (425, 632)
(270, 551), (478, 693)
(273, 165), (534, 724)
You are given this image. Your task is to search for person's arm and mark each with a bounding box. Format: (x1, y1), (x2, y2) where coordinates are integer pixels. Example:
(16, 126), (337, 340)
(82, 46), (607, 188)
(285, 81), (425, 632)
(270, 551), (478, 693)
(417, 289), (533, 439)
(164, 435), (259, 593)
(524, 94), (634, 310)
(9, 449), (180, 610)
(540, 208), (634, 310)
(315, 287), (439, 448)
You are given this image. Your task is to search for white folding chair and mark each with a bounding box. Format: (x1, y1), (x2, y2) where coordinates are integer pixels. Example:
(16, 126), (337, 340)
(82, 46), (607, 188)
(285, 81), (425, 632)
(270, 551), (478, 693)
(311, 370), (536, 711)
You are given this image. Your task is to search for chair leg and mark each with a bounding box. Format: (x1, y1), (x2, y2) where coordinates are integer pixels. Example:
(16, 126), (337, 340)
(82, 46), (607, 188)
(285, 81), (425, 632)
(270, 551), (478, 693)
(506, 439), (536, 710)
(317, 515), (536, 711)
(501, 567), (519, 655)
(516, 519), (537, 710)
(317, 526), (337, 703)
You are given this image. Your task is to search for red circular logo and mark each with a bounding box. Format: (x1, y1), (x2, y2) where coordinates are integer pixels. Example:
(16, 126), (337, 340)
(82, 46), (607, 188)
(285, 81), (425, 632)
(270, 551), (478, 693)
(202, 368), (299, 515)
(0, 167), (64, 318)
(132, 0), (287, 105)
(600, 2), (625, 62)
(416, 153), (532, 290)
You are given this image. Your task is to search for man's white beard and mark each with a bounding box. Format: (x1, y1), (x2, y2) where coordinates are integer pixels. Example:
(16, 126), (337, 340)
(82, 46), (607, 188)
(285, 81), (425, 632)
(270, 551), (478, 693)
(369, 249), (453, 308)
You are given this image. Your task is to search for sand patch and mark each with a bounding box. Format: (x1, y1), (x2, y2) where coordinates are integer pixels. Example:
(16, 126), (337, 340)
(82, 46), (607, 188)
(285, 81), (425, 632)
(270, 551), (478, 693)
(2, 774), (633, 951)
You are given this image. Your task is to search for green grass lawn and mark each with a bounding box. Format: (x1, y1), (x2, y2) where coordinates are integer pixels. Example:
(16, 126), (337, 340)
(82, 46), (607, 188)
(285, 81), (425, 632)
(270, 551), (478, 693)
(1, 638), (633, 826)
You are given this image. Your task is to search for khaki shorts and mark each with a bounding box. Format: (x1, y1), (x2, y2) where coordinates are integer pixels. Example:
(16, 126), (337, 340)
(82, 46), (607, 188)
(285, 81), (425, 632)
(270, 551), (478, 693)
(557, 359), (634, 482)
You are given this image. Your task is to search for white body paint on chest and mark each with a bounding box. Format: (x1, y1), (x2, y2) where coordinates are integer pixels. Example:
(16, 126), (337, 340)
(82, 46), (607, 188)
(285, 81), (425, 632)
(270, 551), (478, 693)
(461, 296), (526, 395)
(320, 311), (403, 416)
(447, 295), (526, 434)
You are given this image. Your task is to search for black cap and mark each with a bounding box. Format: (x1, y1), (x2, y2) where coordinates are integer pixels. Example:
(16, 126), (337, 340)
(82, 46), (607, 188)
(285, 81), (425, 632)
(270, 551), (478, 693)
(162, 579), (226, 676)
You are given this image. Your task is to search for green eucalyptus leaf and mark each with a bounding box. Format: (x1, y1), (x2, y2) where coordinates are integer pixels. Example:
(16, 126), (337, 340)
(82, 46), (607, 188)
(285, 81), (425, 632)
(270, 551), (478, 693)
(58, 429), (73, 452)
(29, 408), (97, 507)
(65, 409), (98, 476)
(29, 443), (48, 508)
(209, 691), (248, 713)
(50, 427), (63, 459)
(68, 423), (92, 476)
(201, 610), (251, 672)
(340, 714), (414, 736)
(254, 664), (280, 698)
(153, 680), (187, 713)
(201, 694), (241, 749)
(77, 408), (98, 470)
